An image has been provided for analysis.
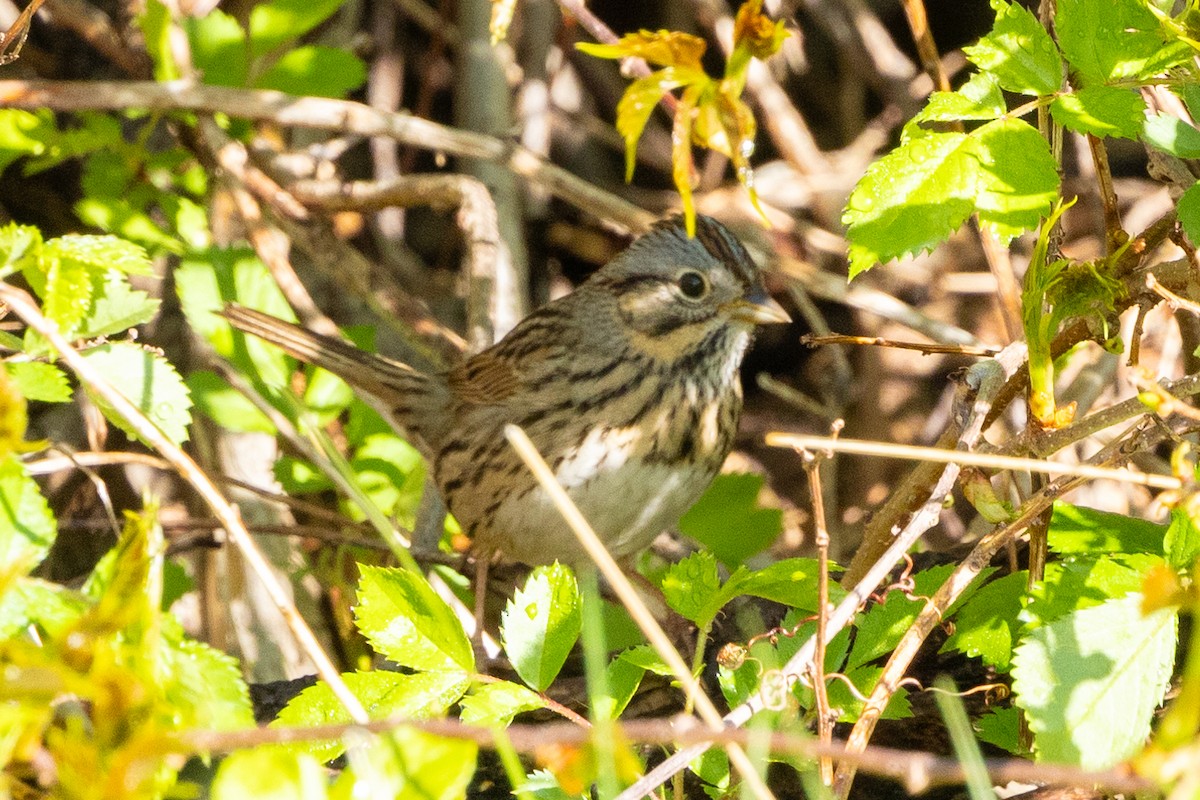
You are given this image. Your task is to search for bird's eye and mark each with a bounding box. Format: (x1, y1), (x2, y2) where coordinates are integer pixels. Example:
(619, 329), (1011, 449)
(677, 271), (708, 299)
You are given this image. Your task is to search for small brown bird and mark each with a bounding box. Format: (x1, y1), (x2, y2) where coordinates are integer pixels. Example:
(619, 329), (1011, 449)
(222, 215), (789, 568)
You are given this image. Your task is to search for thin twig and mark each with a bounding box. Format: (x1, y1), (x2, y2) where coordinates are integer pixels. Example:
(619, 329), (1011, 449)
(801, 333), (1000, 357)
(503, 425), (775, 800)
(764, 432), (1181, 490)
(0, 284), (368, 723)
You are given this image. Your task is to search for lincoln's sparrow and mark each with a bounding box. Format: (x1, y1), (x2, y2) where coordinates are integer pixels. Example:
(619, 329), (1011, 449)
(222, 215), (789, 567)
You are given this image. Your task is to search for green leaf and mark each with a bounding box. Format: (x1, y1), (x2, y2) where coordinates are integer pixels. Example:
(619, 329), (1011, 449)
(76, 272), (161, 340)
(43, 234), (154, 276)
(1023, 553), (1162, 628)
(81, 343), (193, 447)
(187, 370), (276, 434)
(1050, 86), (1147, 139)
(846, 587), (924, 671)
(0, 454), (57, 570)
(1165, 505), (1200, 570)
(354, 565), (475, 672)
(186, 9), (249, 87)
(975, 706), (1023, 754)
(598, 651), (647, 720)
(737, 558), (844, 611)
(614, 67), (702, 181)
(23, 245), (95, 339)
(1143, 113), (1200, 158)
(1047, 502), (1165, 555)
(335, 726), (477, 800)
(459, 680), (546, 726)
(1012, 595), (1176, 770)
(825, 664), (911, 722)
(909, 72), (1006, 128)
(275, 670), (470, 762)
(5, 362), (71, 403)
(256, 46), (368, 98)
(0, 222), (42, 277)
(248, 0), (347, 58)
(162, 626), (255, 730)
(0, 578), (86, 638)
(677, 473), (783, 567)
(0, 110), (57, 174)
(844, 131), (978, 278)
(971, 117), (1060, 243)
(213, 748), (328, 800)
(660, 550), (729, 627)
(348, 434), (426, 528)
(1179, 181), (1200, 246)
(1056, 0), (1190, 83)
(501, 564), (582, 691)
(963, 0), (1063, 95)
(138, 0), (181, 81)
(175, 248), (297, 390)
(941, 571), (1027, 672)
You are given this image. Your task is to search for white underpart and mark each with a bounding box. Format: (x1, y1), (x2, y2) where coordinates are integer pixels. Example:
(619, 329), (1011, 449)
(494, 423), (711, 565)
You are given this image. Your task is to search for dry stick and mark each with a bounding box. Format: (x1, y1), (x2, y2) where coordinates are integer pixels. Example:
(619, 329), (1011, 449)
(1147, 272), (1200, 316)
(802, 448), (835, 786)
(181, 716), (1152, 794)
(0, 285), (369, 723)
(1087, 132), (1126, 255)
(618, 347), (1024, 800)
(0, 0), (46, 64)
(0, 79), (657, 235)
(763, 433), (1182, 490)
(502, 425), (776, 800)
(830, 413), (1169, 798)
(801, 333), (1000, 357)
(289, 176), (505, 353)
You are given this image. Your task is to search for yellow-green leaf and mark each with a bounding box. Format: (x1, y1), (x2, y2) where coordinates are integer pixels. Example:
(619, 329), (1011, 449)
(615, 67), (705, 181)
(576, 29), (706, 70)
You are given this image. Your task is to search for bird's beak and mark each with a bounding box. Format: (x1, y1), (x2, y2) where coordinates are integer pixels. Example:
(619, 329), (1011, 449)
(727, 290), (791, 325)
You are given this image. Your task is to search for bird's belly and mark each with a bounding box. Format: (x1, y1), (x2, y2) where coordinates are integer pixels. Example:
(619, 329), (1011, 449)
(488, 456), (714, 567)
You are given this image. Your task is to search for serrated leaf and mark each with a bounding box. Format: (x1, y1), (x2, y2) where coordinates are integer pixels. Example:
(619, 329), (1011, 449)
(825, 664), (912, 722)
(598, 652), (647, 720)
(0, 578), (87, 638)
(1024, 553), (1163, 629)
(1047, 502), (1165, 555)
(909, 72), (1006, 128)
(971, 117), (1060, 243)
(660, 550), (725, 626)
(162, 626), (255, 730)
(354, 565), (474, 673)
(341, 726), (478, 800)
(0, 454), (57, 570)
(963, 0), (1063, 95)
(459, 680), (546, 726)
(737, 557), (844, 611)
(844, 131), (978, 278)
(81, 343), (193, 446)
(43, 234), (154, 276)
(213, 749), (328, 800)
(76, 271), (161, 340)
(1012, 594), (1175, 769)
(501, 564), (582, 691)
(1143, 113), (1200, 158)
(0, 222), (42, 276)
(1164, 505), (1200, 570)
(942, 571), (1027, 672)
(24, 247), (95, 339)
(275, 670), (470, 763)
(1050, 86), (1147, 139)
(5, 362), (71, 403)
(846, 588), (924, 671)
(678, 473), (783, 567)
(187, 370), (276, 434)
(1179, 181), (1200, 246)
(256, 46), (367, 98)
(1057, 0), (1190, 83)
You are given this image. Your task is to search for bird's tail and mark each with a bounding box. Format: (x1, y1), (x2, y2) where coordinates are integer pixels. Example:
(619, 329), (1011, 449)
(220, 304), (446, 428)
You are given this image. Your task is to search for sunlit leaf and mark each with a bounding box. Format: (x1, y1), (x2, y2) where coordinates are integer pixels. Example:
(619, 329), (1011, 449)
(576, 30), (706, 70)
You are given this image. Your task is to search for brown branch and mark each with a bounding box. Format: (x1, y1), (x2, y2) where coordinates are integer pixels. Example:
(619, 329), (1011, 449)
(181, 717), (1153, 796)
(801, 333), (1000, 357)
(0, 79), (656, 234)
